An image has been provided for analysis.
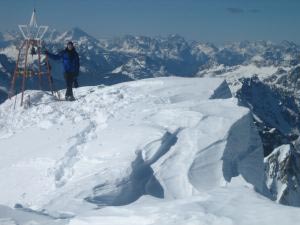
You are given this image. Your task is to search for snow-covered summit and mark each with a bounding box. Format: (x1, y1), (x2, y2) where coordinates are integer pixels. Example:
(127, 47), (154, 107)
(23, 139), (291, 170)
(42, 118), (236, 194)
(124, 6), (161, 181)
(1, 77), (299, 225)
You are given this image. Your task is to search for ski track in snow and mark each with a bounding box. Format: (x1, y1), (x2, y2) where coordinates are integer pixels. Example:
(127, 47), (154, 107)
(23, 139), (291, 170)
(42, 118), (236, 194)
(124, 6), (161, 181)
(48, 86), (143, 187)
(54, 121), (98, 187)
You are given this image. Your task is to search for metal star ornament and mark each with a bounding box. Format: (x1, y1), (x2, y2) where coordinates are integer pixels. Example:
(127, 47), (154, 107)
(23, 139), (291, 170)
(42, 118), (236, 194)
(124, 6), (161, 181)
(18, 9), (48, 40)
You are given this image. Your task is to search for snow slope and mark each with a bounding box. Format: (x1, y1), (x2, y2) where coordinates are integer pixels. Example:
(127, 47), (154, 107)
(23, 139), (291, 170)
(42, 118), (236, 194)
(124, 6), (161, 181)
(0, 77), (299, 224)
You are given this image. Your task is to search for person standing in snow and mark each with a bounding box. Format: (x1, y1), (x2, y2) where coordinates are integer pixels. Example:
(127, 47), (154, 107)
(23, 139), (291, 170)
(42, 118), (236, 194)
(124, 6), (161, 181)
(45, 41), (80, 101)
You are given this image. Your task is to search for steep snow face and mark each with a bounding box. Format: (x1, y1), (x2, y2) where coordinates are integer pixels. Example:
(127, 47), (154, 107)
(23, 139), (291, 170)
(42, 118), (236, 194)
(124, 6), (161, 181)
(0, 77), (279, 224)
(151, 98), (265, 199)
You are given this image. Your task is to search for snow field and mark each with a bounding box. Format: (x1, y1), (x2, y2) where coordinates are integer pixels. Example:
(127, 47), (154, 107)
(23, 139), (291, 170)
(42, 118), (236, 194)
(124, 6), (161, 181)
(0, 77), (299, 224)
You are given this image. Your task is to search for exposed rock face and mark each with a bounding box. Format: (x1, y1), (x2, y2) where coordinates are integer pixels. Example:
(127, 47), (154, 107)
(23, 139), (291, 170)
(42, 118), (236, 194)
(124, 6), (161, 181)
(236, 76), (300, 156)
(264, 143), (300, 206)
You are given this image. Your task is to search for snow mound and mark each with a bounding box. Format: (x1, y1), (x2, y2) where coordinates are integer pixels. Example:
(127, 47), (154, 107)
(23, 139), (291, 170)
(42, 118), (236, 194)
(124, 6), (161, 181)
(0, 77), (297, 225)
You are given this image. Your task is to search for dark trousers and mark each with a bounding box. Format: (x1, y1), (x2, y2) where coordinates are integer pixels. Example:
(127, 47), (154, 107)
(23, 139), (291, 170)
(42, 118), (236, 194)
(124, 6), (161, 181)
(64, 72), (75, 97)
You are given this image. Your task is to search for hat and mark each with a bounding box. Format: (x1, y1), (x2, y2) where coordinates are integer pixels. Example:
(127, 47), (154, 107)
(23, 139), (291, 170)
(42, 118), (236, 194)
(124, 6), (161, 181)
(67, 41), (74, 46)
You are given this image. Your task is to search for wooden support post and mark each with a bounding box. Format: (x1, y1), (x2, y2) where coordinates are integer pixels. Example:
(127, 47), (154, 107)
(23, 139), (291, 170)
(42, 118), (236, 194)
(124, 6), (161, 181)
(20, 40), (30, 106)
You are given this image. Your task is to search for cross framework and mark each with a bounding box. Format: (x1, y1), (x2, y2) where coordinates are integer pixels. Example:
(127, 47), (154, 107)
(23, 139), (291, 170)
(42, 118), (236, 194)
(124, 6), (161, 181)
(9, 9), (57, 107)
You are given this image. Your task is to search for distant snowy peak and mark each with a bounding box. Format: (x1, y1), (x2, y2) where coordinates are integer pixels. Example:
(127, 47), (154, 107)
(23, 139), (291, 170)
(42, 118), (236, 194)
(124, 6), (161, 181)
(53, 27), (99, 45)
(162, 34), (190, 49)
(104, 34), (191, 55)
(192, 42), (218, 55)
(104, 35), (158, 54)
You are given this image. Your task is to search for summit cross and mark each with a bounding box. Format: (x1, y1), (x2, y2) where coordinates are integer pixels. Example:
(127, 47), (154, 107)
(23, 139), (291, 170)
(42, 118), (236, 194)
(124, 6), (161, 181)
(18, 8), (48, 40)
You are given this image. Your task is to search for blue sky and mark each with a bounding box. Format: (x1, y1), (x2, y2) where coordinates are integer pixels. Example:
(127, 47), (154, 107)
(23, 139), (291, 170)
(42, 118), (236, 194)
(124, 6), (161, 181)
(0, 0), (299, 44)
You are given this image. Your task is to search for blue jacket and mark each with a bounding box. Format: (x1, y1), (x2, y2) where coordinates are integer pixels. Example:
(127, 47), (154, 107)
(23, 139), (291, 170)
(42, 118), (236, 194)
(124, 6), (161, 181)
(48, 48), (80, 74)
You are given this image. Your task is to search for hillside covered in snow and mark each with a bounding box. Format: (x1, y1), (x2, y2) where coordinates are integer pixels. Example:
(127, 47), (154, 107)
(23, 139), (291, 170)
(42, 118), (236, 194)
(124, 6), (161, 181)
(0, 77), (300, 225)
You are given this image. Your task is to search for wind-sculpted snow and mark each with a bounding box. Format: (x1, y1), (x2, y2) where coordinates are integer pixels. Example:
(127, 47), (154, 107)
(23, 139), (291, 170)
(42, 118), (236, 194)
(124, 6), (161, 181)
(150, 99), (265, 200)
(0, 77), (299, 224)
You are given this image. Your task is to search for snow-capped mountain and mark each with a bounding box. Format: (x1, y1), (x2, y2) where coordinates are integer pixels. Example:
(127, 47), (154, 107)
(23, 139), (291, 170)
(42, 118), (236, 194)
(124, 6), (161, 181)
(0, 27), (299, 86)
(2, 77), (300, 224)
(2, 27), (300, 87)
(51, 27), (99, 45)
